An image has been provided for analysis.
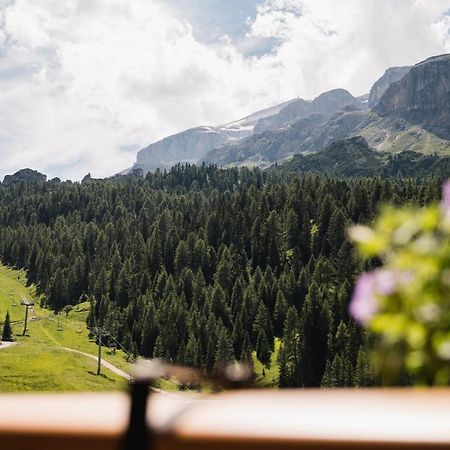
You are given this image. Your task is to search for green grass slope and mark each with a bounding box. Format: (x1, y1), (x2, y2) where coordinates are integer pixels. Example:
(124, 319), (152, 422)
(357, 115), (450, 156)
(0, 265), (130, 392)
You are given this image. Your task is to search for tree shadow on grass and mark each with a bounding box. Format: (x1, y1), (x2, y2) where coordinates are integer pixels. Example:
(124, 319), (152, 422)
(87, 370), (117, 382)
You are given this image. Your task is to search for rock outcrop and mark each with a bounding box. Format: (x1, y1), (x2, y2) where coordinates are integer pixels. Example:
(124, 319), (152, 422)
(374, 54), (450, 139)
(368, 66), (410, 108)
(3, 169), (47, 186)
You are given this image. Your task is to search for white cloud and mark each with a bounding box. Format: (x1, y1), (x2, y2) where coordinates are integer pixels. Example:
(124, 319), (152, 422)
(0, 0), (449, 180)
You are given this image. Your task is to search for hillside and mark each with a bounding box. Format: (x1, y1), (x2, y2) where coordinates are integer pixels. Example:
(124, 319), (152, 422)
(0, 169), (445, 388)
(0, 265), (130, 392)
(279, 137), (381, 176)
(0, 263), (276, 391)
(279, 136), (450, 177)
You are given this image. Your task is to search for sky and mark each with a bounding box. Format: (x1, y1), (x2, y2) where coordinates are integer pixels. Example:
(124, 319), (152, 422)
(0, 0), (449, 180)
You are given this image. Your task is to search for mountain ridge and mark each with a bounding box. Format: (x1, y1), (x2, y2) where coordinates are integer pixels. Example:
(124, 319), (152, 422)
(130, 52), (450, 174)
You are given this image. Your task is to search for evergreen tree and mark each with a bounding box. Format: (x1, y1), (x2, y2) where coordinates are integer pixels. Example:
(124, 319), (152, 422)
(256, 329), (271, 366)
(214, 327), (234, 370)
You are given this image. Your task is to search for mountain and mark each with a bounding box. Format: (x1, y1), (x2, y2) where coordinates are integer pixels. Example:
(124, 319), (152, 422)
(129, 53), (450, 174)
(202, 106), (368, 168)
(133, 99), (295, 173)
(368, 66), (410, 108)
(201, 113), (327, 168)
(131, 89), (361, 173)
(374, 54), (450, 139)
(279, 136), (450, 177)
(253, 88), (364, 132)
(204, 53), (450, 167)
(3, 169), (47, 186)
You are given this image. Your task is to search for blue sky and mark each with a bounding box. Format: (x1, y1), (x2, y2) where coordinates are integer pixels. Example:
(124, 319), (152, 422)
(0, 0), (449, 180)
(165, 0), (260, 44)
(164, 0), (279, 56)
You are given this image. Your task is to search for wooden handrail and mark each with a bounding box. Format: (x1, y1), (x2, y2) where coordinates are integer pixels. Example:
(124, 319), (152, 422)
(0, 389), (450, 450)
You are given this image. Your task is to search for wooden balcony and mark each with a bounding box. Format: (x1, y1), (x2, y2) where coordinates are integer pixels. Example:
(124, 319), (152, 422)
(1, 389), (450, 450)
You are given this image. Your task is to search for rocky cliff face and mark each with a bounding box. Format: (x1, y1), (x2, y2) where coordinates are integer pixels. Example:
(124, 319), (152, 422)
(368, 66), (410, 108)
(374, 54), (450, 139)
(201, 114), (327, 167)
(201, 106), (369, 167)
(135, 126), (233, 172)
(254, 88), (363, 132)
(133, 99), (295, 173)
(3, 169), (47, 185)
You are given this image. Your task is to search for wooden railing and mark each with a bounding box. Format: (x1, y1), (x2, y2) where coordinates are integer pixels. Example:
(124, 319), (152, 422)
(1, 389), (450, 450)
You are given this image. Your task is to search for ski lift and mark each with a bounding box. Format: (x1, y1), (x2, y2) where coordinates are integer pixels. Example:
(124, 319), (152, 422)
(57, 321), (63, 332)
(110, 343), (117, 354)
(76, 327), (82, 334)
(11, 298), (17, 307)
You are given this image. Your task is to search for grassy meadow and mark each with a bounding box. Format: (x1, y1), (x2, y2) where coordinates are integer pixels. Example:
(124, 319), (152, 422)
(0, 265), (129, 391)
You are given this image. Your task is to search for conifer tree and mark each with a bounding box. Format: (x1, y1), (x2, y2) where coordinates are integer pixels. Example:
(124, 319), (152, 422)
(214, 327), (234, 370)
(256, 329), (271, 366)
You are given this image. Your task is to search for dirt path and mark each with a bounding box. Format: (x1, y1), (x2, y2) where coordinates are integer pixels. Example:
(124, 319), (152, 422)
(0, 341), (17, 350)
(62, 347), (131, 380)
(60, 347), (169, 394)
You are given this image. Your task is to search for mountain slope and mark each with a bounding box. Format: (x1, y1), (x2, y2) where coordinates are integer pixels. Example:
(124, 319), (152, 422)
(133, 99), (295, 173)
(280, 136), (450, 177)
(279, 136), (383, 176)
(254, 88), (363, 132)
(132, 89), (362, 173)
(202, 106), (369, 168)
(201, 113), (327, 168)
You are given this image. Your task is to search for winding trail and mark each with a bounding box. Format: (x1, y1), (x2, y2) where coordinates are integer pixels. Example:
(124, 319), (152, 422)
(62, 347), (131, 380)
(2, 310), (171, 394)
(60, 347), (170, 395)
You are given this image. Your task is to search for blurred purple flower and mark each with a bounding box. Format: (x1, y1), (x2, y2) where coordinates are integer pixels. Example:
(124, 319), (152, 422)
(442, 180), (450, 213)
(349, 270), (403, 325)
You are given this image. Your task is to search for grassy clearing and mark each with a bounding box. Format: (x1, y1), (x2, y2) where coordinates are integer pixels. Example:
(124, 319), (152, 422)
(0, 265), (129, 392)
(253, 338), (280, 387)
(0, 344), (125, 391)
